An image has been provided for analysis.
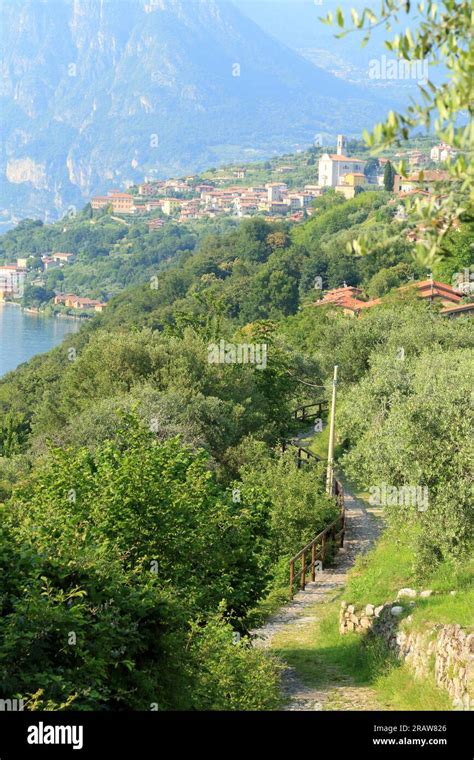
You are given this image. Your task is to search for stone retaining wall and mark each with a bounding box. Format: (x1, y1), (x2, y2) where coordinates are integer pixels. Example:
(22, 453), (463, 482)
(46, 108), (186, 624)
(339, 594), (473, 710)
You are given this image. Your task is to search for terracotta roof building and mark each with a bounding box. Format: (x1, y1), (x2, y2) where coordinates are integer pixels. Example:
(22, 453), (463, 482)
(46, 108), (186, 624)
(312, 279), (465, 317)
(401, 279), (462, 307)
(441, 302), (474, 318)
(313, 286), (380, 315)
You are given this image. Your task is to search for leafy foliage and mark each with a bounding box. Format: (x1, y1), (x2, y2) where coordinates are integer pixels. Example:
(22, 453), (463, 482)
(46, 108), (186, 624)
(324, 0), (474, 265)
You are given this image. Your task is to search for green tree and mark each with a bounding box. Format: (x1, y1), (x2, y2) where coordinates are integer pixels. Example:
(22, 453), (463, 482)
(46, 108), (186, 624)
(364, 157), (380, 178)
(383, 161), (395, 192)
(339, 345), (473, 573)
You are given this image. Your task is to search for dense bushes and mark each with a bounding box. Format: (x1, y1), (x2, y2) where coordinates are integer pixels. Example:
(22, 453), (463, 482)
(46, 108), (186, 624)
(1, 411), (340, 709)
(0, 418), (284, 708)
(338, 327), (473, 574)
(238, 451), (337, 561)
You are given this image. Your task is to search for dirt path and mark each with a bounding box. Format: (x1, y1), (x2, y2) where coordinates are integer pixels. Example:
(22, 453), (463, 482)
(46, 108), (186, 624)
(251, 483), (383, 710)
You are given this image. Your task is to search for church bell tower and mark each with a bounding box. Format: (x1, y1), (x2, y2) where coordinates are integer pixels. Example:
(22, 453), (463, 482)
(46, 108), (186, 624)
(336, 134), (347, 156)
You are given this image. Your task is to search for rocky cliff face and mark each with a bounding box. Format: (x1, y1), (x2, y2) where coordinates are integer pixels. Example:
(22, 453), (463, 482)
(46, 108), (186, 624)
(0, 0), (389, 224)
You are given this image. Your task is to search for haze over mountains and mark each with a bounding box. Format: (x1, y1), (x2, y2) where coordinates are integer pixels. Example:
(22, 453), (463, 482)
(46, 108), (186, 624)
(1, 0), (393, 225)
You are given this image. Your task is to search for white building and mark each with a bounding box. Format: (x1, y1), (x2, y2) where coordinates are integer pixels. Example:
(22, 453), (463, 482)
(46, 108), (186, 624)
(0, 265), (26, 299)
(318, 134), (366, 187)
(430, 144), (456, 163)
(266, 183), (287, 203)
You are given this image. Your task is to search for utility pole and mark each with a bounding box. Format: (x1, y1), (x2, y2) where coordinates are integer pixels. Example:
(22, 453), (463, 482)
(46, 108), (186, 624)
(326, 365), (338, 495)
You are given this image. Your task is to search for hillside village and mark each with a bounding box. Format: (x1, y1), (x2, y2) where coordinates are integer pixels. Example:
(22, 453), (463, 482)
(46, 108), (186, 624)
(0, 137), (463, 316)
(89, 135), (454, 226)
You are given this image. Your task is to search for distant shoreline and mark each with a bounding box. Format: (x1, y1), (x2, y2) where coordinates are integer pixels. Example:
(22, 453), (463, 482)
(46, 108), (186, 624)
(1, 300), (83, 322)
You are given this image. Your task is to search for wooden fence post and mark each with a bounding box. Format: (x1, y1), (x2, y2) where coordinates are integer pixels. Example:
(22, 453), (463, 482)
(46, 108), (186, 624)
(301, 552), (306, 590)
(311, 543), (316, 581)
(290, 559), (294, 597)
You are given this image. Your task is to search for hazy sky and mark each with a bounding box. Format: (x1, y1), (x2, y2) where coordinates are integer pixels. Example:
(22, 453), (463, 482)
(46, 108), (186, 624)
(233, 0), (390, 50)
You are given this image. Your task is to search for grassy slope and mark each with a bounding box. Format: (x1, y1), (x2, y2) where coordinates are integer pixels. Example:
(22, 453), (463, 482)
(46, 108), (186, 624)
(346, 527), (474, 626)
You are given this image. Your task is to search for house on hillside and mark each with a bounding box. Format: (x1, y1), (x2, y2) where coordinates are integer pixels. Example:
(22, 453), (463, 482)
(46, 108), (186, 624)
(41, 256), (59, 271)
(108, 192), (135, 214)
(148, 218), (165, 230)
(430, 144), (457, 163)
(393, 170), (449, 195)
(162, 199), (181, 215)
(400, 279), (463, 307)
(312, 285), (380, 316)
(266, 183), (287, 202)
(52, 252), (75, 265)
(55, 293), (106, 312)
(91, 196), (110, 211)
(335, 171), (366, 199)
(54, 294), (75, 305)
(312, 279), (465, 317)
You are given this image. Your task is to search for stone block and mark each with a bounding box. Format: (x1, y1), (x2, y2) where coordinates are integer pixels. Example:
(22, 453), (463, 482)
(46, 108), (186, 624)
(397, 588), (417, 599)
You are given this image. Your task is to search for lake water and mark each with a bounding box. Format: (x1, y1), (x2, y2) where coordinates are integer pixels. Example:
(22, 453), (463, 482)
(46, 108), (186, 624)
(0, 303), (80, 378)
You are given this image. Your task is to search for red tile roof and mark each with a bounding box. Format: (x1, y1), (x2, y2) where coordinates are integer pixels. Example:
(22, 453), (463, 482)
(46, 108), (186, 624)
(313, 286), (380, 313)
(401, 280), (462, 304)
(327, 154), (365, 163)
(441, 303), (474, 316)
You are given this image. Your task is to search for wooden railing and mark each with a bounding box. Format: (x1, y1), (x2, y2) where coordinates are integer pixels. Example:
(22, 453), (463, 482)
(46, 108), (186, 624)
(292, 400), (328, 423)
(289, 479), (345, 597)
(281, 439), (322, 466)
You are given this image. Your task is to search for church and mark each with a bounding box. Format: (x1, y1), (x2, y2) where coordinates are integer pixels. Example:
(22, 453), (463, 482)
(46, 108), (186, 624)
(318, 135), (366, 188)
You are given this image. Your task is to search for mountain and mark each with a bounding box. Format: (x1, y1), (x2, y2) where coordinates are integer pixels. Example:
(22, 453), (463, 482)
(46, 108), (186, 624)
(233, 1), (397, 77)
(0, 0), (391, 225)
(234, 1), (445, 89)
